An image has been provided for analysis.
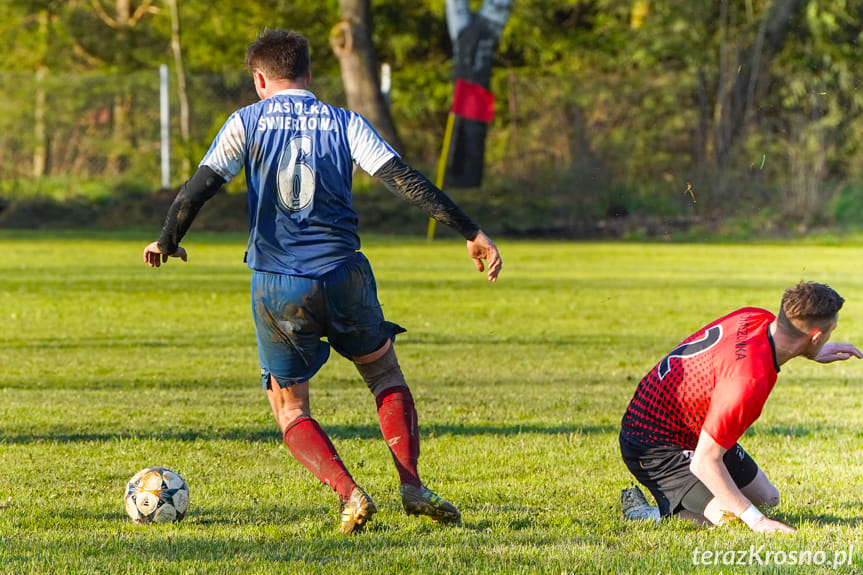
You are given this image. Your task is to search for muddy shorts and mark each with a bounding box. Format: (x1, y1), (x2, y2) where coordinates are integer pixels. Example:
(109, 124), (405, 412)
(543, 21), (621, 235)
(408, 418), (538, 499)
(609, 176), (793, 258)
(251, 252), (404, 388)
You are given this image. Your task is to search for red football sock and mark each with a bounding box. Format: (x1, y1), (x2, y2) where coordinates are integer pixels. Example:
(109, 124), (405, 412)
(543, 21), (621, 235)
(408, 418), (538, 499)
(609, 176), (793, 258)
(283, 416), (356, 500)
(376, 387), (421, 488)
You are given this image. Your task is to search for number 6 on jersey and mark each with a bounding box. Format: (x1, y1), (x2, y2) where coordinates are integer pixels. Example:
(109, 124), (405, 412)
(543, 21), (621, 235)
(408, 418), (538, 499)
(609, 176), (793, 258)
(278, 135), (315, 212)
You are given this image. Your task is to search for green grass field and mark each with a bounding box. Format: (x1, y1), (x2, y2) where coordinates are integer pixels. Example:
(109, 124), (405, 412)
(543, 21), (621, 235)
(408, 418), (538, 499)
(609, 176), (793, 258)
(3, 231), (863, 574)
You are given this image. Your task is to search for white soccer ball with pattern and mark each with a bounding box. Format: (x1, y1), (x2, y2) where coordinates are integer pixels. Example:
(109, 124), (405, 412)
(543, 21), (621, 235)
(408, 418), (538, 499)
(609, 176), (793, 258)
(124, 466), (189, 524)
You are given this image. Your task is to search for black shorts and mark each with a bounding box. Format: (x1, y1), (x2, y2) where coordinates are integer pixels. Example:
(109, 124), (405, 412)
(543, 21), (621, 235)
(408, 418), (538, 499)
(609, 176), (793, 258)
(619, 432), (759, 517)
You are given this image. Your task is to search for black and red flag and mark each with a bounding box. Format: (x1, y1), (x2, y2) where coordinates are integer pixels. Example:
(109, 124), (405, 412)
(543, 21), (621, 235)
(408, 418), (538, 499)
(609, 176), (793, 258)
(444, 0), (511, 189)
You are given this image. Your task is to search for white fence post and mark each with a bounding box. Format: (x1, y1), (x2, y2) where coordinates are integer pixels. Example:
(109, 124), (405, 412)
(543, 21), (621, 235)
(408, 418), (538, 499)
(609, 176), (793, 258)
(381, 63), (391, 106)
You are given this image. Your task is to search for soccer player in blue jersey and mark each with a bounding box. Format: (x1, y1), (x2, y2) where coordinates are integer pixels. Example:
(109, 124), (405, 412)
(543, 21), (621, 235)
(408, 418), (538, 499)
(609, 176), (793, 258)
(143, 29), (502, 534)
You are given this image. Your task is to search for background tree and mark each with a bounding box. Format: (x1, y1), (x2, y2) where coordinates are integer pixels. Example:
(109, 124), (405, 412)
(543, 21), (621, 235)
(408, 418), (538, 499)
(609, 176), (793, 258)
(70, 0), (166, 176)
(0, 0), (80, 178)
(165, 0), (191, 181)
(5, 0), (863, 235)
(712, 0), (808, 190)
(330, 0), (403, 152)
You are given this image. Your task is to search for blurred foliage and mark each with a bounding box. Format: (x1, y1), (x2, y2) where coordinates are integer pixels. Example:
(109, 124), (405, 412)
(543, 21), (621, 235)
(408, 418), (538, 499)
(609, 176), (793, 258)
(2, 0), (863, 236)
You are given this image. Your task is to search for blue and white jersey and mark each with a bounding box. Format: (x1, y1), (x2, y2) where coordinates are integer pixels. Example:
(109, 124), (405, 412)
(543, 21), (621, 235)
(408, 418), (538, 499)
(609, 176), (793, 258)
(201, 89), (398, 277)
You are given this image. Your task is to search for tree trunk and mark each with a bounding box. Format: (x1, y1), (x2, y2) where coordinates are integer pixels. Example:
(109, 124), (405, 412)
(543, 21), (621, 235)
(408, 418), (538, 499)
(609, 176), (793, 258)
(107, 95), (131, 176)
(330, 0), (403, 153)
(714, 0), (807, 169)
(106, 0), (132, 176)
(167, 0), (192, 180)
(32, 10), (50, 178)
(33, 67), (48, 178)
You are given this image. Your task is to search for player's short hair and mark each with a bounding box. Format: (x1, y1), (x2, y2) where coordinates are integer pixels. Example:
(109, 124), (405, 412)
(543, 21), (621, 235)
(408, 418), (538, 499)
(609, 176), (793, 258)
(246, 29), (310, 81)
(777, 282), (844, 336)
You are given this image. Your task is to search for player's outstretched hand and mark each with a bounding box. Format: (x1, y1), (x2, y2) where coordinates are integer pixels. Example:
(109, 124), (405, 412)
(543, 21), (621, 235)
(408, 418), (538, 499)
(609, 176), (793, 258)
(143, 241), (188, 268)
(466, 231), (502, 282)
(813, 342), (863, 364)
(749, 515), (797, 534)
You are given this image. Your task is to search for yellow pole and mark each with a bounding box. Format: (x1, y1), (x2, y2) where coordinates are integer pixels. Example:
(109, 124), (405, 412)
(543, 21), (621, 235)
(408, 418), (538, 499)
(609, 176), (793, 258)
(427, 112), (456, 240)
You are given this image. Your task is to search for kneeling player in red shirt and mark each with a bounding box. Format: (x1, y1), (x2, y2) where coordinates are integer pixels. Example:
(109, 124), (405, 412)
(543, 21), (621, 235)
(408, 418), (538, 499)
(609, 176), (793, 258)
(620, 282), (861, 533)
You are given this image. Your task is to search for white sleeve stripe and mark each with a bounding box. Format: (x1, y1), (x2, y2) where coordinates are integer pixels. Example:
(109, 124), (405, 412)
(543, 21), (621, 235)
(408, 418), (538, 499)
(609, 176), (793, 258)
(347, 114), (397, 175)
(201, 113), (246, 181)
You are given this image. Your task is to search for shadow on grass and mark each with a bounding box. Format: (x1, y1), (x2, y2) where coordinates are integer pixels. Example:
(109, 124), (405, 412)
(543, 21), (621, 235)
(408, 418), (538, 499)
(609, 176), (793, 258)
(744, 422), (863, 439)
(745, 424), (824, 438)
(8, 499), (571, 570)
(9, 504), (569, 569)
(43, 499), (551, 535)
(3, 528), (489, 571)
(771, 509), (863, 528)
(0, 422), (617, 445)
(48, 503), (312, 527)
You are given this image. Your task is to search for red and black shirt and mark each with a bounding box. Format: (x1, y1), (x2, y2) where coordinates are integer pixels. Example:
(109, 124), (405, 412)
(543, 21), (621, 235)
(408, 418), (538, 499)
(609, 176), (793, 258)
(621, 307), (779, 450)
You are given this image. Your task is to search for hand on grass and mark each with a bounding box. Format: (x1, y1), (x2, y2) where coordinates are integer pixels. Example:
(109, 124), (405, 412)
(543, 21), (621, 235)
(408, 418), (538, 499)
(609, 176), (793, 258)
(143, 241), (188, 268)
(466, 230), (502, 282)
(749, 515), (797, 534)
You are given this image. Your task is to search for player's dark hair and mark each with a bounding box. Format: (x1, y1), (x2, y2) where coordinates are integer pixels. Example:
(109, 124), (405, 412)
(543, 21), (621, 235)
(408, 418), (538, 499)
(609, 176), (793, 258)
(246, 29), (310, 81)
(777, 282), (844, 335)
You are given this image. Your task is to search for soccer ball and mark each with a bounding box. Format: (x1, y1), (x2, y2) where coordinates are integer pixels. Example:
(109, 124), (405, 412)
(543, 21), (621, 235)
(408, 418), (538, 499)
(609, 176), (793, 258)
(124, 466), (190, 524)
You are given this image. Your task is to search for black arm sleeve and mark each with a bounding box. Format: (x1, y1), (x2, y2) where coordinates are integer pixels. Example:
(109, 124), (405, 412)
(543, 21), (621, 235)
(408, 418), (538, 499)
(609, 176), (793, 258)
(156, 165), (226, 254)
(373, 157), (481, 240)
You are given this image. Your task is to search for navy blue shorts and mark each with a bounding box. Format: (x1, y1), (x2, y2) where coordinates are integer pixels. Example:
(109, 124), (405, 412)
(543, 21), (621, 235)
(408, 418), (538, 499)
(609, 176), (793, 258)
(251, 252), (405, 388)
